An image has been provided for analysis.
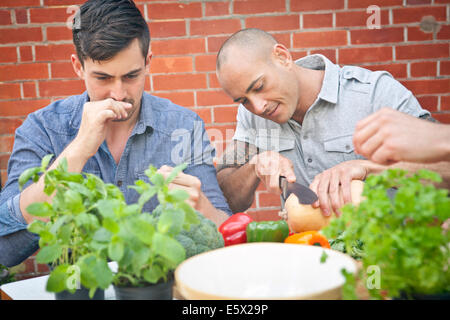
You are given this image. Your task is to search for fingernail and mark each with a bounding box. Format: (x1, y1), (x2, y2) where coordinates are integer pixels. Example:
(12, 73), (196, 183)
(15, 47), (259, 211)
(323, 209), (330, 216)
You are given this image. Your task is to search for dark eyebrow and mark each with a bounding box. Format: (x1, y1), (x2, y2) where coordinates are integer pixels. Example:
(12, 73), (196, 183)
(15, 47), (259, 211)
(91, 68), (143, 78)
(233, 76), (263, 103)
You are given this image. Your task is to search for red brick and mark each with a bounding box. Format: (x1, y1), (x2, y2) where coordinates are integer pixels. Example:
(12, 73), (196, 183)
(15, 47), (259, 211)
(35, 44), (75, 62)
(205, 1), (229, 17)
(234, 0), (286, 14)
(44, 0), (85, 4)
(291, 51), (309, 61)
(407, 26), (433, 41)
(51, 61), (76, 78)
(246, 210), (281, 222)
(151, 38), (205, 55)
(351, 27), (403, 45)
(0, 118), (23, 135)
(273, 33), (291, 49)
(432, 113), (450, 124)
(152, 74), (207, 91)
(336, 9), (389, 27)
(150, 57), (193, 74)
(195, 55), (216, 72)
(22, 81), (36, 98)
(246, 15), (300, 31)
(15, 9), (27, 24)
(190, 19), (241, 36)
(364, 63), (407, 79)
(407, 0), (431, 4)
(0, 136), (14, 153)
(441, 96), (450, 111)
(0, 0), (40, 7)
(0, 63), (48, 81)
(348, 0), (403, 8)
(0, 10), (11, 25)
(401, 79), (450, 95)
(0, 99), (50, 117)
(293, 30), (347, 48)
(39, 79), (85, 98)
(192, 108), (212, 124)
(0, 83), (21, 99)
(396, 43), (449, 60)
(208, 73), (221, 89)
(197, 90), (236, 107)
(0, 47), (17, 63)
(411, 61), (437, 77)
(441, 61), (450, 76)
(154, 91), (195, 107)
(205, 124), (236, 142)
(207, 36), (228, 53)
(46, 26), (73, 41)
(393, 6), (447, 24)
(437, 25), (450, 40)
(339, 46), (392, 64)
(30, 7), (68, 24)
(214, 106), (238, 123)
(417, 95), (438, 112)
(148, 20), (186, 38)
(310, 49), (336, 64)
(19, 46), (33, 62)
(1, 171), (7, 188)
(147, 3), (202, 20)
(0, 153), (10, 169)
(258, 192), (281, 208)
(0, 27), (42, 44)
(302, 13), (332, 29)
(291, 0), (344, 11)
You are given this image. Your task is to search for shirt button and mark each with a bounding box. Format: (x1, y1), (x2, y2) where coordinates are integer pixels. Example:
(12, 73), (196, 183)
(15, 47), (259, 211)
(307, 158), (313, 163)
(345, 145), (351, 151)
(117, 180), (123, 187)
(303, 135), (308, 140)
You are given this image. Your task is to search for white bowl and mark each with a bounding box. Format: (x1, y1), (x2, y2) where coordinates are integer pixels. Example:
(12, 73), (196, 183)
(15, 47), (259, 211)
(175, 242), (357, 300)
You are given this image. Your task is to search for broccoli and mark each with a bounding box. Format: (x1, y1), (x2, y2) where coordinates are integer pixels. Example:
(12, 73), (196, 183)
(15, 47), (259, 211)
(152, 206), (224, 259)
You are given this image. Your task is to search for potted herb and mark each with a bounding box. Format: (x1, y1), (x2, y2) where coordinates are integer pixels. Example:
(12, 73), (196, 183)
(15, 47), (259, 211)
(323, 169), (450, 300)
(19, 155), (118, 299)
(93, 163), (202, 300)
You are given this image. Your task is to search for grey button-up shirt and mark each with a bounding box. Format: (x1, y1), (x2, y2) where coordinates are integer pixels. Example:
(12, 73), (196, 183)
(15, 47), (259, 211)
(233, 54), (430, 186)
(0, 91), (231, 267)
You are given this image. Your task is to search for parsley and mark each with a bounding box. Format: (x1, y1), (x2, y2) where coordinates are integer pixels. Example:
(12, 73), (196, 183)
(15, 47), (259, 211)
(323, 169), (450, 299)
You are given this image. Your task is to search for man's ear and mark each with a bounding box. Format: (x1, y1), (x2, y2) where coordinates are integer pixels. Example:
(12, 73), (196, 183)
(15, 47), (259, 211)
(71, 54), (84, 79)
(272, 44), (292, 67)
(145, 51), (153, 72)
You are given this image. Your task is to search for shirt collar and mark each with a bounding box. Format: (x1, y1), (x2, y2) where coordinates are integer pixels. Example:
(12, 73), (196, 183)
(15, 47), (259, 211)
(294, 54), (340, 104)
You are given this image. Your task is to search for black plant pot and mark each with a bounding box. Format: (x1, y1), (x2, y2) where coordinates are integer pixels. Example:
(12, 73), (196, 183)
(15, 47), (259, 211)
(54, 287), (105, 300)
(113, 278), (174, 300)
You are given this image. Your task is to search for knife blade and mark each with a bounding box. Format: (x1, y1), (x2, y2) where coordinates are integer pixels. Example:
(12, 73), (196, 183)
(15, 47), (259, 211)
(279, 176), (318, 205)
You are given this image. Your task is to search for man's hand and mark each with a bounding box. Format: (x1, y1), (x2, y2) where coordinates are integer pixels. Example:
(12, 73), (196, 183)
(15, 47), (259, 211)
(72, 98), (133, 160)
(309, 160), (368, 217)
(353, 108), (450, 164)
(249, 151), (296, 194)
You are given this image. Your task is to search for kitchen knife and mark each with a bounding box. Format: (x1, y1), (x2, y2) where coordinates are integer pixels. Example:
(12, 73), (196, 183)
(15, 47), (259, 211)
(279, 176), (318, 205)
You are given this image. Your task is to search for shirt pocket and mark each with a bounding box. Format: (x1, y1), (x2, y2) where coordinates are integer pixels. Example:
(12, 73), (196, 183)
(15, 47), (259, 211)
(323, 134), (356, 162)
(254, 135), (295, 152)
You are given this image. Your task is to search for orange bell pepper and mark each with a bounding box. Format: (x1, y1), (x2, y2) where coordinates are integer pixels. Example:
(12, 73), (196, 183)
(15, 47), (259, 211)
(284, 231), (330, 248)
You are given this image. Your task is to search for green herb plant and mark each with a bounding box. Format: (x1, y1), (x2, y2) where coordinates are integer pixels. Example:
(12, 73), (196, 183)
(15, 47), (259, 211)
(19, 155), (121, 298)
(323, 169), (450, 300)
(93, 163), (200, 287)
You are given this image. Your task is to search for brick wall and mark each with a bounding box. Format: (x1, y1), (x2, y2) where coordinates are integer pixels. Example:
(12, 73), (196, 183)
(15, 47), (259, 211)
(0, 0), (449, 279)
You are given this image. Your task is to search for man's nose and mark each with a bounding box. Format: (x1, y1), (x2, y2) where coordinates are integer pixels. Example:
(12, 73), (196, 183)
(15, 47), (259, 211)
(249, 95), (267, 115)
(110, 80), (127, 101)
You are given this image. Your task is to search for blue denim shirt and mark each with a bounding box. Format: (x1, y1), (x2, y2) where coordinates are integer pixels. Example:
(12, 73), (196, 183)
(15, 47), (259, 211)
(0, 91), (231, 267)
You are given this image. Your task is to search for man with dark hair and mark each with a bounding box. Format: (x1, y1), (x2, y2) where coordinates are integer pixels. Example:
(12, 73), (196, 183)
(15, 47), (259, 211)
(215, 28), (449, 215)
(0, 0), (231, 267)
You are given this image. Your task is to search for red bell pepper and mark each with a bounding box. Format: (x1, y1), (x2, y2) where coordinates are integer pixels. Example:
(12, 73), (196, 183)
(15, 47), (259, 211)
(218, 212), (253, 246)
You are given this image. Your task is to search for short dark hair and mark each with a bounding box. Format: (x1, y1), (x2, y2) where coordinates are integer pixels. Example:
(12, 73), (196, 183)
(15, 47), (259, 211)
(73, 0), (150, 66)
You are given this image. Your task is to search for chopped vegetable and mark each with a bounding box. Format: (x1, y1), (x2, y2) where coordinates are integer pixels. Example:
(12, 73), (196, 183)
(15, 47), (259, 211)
(246, 220), (289, 243)
(218, 212), (253, 246)
(284, 231), (330, 248)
